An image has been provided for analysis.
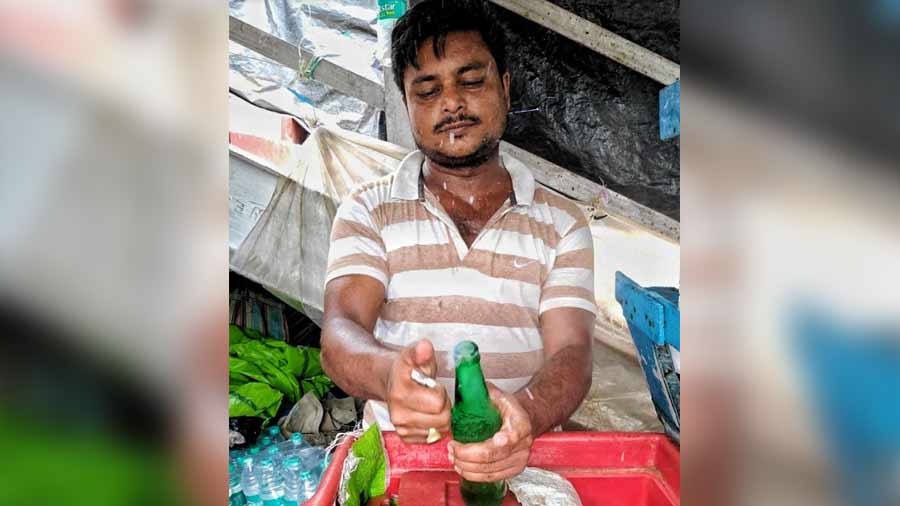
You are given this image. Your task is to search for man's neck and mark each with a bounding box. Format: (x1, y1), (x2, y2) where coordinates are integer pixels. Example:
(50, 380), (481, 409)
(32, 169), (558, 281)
(423, 154), (511, 200)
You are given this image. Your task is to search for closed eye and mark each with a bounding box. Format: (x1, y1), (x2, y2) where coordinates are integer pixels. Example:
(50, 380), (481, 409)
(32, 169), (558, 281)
(417, 88), (439, 99)
(462, 79), (485, 88)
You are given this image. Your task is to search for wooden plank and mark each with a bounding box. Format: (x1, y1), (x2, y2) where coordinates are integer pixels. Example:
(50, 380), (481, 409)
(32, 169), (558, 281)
(500, 141), (679, 241)
(383, 66), (416, 149)
(488, 0), (679, 85)
(229, 16), (385, 108)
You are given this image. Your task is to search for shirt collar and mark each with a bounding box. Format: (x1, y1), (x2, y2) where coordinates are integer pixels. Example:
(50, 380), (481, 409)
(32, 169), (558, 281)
(390, 149), (536, 206)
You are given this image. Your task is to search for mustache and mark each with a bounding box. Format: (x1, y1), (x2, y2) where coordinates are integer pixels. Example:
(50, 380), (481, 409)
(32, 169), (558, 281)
(434, 114), (481, 133)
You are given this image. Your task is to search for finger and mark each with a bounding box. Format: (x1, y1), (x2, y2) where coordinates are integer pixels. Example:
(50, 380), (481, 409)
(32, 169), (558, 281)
(451, 437), (514, 464)
(395, 425), (433, 443)
(452, 435), (531, 465)
(485, 382), (531, 439)
(485, 383), (517, 419)
(455, 454), (528, 482)
(399, 426), (451, 445)
(401, 386), (450, 415)
(412, 339), (436, 376)
(453, 448), (529, 474)
(391, 409), (451, 434)
(486, 381), (503, 400)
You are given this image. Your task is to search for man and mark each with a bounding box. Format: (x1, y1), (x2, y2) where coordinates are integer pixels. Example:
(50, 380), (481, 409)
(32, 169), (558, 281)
(320, 0), (595, 483)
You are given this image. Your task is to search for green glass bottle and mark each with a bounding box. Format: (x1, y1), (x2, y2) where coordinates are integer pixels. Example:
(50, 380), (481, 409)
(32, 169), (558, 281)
(451, 341), (507, 506)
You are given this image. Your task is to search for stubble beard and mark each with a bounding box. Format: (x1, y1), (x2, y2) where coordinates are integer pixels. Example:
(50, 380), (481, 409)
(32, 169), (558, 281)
(418, 113), (507, 170)
(417, 133), (502, 169)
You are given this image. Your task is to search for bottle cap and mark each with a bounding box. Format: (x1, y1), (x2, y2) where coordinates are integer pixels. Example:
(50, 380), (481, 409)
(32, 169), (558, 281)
(453, 340), (479, 364)
(291, 433), (303, 444)
(259, 459), (273, 467)
(268, 426), (280, 436)
(249, 447), (261, 455)
(284, 457), (300, 468)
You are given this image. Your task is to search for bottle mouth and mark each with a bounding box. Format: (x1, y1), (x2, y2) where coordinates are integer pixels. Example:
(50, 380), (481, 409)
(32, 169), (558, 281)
(453, 340), (480, 364)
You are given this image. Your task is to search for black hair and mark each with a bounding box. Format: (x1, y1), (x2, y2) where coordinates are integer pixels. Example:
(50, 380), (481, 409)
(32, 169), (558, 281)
(391, 0), (508, 98)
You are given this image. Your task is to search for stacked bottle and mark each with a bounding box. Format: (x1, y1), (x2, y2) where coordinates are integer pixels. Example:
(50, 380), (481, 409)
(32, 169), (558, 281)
(229, 430), (326, 506)
(229, 462), (246, 506)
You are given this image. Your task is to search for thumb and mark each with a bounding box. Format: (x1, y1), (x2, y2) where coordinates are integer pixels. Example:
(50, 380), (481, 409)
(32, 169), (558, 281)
(412, 339), (436, 375)
(486, 382), (503, 401)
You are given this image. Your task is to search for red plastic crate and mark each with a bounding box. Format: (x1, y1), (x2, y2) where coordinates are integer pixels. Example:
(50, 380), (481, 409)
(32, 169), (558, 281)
(307, 431), (679, 506)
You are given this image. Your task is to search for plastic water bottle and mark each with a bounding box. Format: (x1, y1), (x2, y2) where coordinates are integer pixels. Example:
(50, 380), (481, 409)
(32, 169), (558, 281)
(229, 463), (246, 506)
(376, 0), (407, 67)
(281, 458), (303, 506)
(264, 445), (283, 467)
(298, 468), (318, 501)
(230, 449), (243, 468)
(283, 461), (318, 505)
(278, 432), (309, 458)
(239, 457), (262, 506)
(265, 425), (285, 444)
(257, 459), (284, 506)
(298, 447), (326, 479)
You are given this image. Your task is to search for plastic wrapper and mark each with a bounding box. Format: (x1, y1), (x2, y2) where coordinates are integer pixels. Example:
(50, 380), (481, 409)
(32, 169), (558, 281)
(508, 467), (583, 506)
(338, 425), (388, 506)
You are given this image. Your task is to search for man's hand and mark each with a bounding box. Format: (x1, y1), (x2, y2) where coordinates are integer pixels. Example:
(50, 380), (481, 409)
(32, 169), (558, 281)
(386, 339), (452, 443)
(448, 383), (533, 482)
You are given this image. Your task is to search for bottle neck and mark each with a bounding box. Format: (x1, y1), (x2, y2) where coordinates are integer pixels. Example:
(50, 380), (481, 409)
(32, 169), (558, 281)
(455, 359), (491, 408)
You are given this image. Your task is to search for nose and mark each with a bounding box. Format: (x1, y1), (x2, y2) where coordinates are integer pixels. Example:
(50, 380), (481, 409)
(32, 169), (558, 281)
(441, 86), (465, 114)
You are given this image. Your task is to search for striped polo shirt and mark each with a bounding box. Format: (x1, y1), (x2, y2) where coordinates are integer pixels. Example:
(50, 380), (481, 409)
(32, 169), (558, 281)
(325, 150), (596, 429)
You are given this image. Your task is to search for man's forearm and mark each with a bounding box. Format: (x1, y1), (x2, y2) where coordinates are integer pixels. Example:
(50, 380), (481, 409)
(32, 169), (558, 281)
(320, 316), (397, 401)
(514, 343), (592, 436)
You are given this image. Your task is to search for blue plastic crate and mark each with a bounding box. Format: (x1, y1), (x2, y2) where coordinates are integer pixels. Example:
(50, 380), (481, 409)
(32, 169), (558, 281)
(792, 306), (900, 506)
(659, 80), (680, 140)
(615, 272), (680, 442)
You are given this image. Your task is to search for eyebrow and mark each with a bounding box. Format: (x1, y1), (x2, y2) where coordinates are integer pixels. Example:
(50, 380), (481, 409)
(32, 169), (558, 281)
(409, 62), (488, 87)
(456, 62), (486, 75)
(410, 74), (437, 86)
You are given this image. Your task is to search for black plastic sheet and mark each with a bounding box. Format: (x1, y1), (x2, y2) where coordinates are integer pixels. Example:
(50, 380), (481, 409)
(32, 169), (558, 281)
(499, 0), (680, 219)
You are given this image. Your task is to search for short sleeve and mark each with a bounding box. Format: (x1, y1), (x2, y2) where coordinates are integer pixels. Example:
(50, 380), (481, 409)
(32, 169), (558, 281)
(325, 195), (389, 292)
(539, 218), (597, 315)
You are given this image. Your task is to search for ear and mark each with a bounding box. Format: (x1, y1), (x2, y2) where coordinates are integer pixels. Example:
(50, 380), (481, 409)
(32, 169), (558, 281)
(502, 71), (511, 112)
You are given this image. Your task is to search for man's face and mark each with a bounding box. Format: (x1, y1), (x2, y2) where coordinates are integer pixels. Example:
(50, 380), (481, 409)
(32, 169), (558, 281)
(403, 30), (510, 169)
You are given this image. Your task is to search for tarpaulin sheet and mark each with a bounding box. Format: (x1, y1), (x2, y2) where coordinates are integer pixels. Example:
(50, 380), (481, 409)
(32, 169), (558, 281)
(229, 0), (383, 137)
(230, 126), (409, 324)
